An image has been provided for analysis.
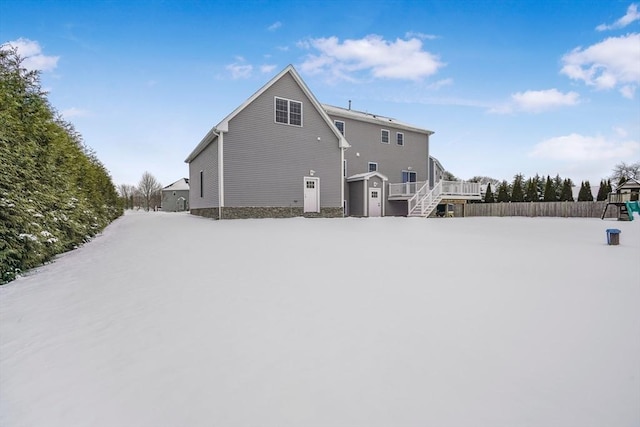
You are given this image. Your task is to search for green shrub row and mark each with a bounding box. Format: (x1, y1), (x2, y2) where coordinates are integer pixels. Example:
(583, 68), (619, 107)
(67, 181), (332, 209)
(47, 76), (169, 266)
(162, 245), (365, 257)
(1, 47), (122, 284)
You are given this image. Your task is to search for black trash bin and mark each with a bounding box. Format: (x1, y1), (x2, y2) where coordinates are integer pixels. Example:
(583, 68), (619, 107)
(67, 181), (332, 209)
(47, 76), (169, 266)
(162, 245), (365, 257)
(606, 228), (621, 245)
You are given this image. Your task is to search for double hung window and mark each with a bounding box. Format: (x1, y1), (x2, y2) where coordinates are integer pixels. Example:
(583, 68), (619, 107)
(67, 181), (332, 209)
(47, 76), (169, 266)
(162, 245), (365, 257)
(275, 97), (302, 126)
(381, 129), (390, 144)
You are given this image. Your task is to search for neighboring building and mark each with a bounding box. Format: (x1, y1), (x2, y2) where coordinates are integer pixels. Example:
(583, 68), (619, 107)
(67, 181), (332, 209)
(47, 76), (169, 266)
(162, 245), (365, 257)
(162, 178), (189, 212)
(184, 65), (479, 219)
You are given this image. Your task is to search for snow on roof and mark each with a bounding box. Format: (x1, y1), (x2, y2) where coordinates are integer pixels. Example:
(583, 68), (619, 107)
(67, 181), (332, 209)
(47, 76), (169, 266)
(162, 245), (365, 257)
(163, 178), (189, 191)
(323, 104), (434, 135)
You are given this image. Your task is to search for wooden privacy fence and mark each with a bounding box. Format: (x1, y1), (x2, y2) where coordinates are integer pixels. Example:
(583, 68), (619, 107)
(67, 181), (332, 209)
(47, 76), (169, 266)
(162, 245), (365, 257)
(459, 201), (617, 218)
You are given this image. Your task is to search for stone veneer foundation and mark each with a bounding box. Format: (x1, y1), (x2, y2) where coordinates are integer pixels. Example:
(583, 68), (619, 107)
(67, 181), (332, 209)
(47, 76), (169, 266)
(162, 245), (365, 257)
(190, 207), (343, 219)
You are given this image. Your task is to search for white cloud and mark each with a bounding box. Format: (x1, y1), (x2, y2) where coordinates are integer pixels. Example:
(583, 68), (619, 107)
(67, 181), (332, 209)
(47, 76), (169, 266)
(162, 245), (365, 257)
(427, 78), (453, 90)
(596, 3), (640, 31)
(61, 107), (89, 118)
(561, 33), (640, 98)
(2, 38), (59, 71)
(489, 89), (580, 114)
(512, 89), (580, 112)
(260, 64), (277, 73)
(529, 133), (640, 162)
(613, 126), (629, 137)
(226, 62), (253, 79)
(267, 21), (282, 31)
(404, 31), (438, 40)
(298, 34), (444, 82)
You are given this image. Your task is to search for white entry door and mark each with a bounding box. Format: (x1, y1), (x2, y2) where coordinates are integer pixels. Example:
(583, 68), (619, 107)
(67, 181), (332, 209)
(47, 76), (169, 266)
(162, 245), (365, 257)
(369, 188), (381, 217)
(304, 177), (319, 213)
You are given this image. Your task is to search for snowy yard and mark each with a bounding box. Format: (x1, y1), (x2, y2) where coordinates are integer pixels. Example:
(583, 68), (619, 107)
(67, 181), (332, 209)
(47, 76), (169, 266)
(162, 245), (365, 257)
(1, 211), (639, 427)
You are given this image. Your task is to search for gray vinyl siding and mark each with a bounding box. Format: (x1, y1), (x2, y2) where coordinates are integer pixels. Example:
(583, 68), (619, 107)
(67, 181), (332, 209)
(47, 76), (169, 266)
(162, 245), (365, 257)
(224, 73), (342, 208)
(429, 157), (444, 189)
(348, 180), (365, 216)
(333, 116), (429, 182)
(189, 138), (218, 209)
(386, 199), (408, 216)
(329, 113), (429, 215)
(162, 189), (189, 212)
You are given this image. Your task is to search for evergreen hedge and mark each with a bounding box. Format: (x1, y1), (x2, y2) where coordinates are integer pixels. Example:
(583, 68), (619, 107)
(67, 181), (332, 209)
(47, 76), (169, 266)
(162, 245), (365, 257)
(1, 47), (122, 284)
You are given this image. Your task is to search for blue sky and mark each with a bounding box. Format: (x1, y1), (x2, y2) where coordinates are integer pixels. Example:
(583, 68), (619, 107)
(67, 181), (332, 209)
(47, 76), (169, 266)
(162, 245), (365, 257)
(2, 0), (639, 187)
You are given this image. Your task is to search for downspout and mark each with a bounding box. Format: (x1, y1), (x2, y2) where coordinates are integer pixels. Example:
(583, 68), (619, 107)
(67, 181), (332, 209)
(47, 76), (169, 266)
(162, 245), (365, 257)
(217, 130), (225, 220)
(341, 146), (345, 217)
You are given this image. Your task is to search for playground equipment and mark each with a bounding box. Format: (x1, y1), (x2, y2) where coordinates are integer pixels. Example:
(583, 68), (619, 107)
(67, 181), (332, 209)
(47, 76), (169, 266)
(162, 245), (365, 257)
(625, 200), (640, 221)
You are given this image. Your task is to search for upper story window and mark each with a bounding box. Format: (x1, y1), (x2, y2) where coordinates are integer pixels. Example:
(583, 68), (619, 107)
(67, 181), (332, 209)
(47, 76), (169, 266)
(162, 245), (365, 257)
(396, 132), (404, 146)
(381, 129), (390, 144)
(275, 97), (302, 126)
(368, 162), (378, 172)
(334, 120), (345, 135)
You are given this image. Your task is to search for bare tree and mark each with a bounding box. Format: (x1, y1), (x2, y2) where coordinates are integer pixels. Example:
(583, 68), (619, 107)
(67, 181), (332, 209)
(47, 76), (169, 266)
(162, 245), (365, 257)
(611, 161), (640, 187)
(117, 184), (137, 209)
(138, 172), (162, 211)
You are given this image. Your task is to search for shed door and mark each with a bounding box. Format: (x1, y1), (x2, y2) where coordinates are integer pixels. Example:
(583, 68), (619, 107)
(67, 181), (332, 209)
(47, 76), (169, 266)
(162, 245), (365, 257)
(369, 188), (381, 217)
(304, 177), (320, 213)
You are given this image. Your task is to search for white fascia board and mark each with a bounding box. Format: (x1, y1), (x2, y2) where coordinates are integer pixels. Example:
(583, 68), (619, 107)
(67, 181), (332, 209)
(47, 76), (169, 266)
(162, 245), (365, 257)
(185, 128), (219, 163)
(323, 104), (434, 136)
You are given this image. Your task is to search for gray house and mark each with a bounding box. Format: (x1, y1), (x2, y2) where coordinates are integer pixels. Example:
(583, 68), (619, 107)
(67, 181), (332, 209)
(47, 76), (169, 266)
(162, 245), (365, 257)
(161, 178), (189, 212)
(185, 65), (479, 219)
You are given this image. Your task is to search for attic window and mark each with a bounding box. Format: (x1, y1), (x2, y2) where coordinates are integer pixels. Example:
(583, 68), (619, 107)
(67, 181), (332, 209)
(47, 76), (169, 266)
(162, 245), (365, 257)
(396, 132), (404, 146)
(275, 97), (303, 126)
(334, 120), (345, 135)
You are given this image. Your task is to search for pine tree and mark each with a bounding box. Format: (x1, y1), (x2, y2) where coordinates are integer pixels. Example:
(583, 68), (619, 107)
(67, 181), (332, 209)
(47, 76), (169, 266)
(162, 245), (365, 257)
(535, 174), (545, 200)
(596, 179), (608, 201)
(552, 174), (563, 200)
(560, 179), (574, 201)
(543, 175), (556, 201)
(584, 180), (594, 201)
(484, 183), (495, 203)
(496, 180), (510, 202)
(524, 178), (538, 202)
(511, 174), (525, 202)
(577, 181), (594, 201)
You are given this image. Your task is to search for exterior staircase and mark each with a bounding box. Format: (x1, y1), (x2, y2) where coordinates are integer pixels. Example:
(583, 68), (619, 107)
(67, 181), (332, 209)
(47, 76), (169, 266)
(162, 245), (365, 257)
(408, 181), (443, 217)
(407, 180), (482, 217)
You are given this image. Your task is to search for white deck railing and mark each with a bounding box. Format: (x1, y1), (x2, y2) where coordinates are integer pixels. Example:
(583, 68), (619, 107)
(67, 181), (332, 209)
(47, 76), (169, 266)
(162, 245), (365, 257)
(407, 180), (482, 217)
(408, 180), (441, 216)
(389, 181), (427, 197)
(441, 181), (481, 196)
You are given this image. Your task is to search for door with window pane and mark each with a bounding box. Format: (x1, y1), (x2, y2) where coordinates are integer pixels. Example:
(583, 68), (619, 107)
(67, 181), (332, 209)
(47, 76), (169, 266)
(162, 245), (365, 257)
(402, 171), (417, 194)
(304, 178), (319, 213)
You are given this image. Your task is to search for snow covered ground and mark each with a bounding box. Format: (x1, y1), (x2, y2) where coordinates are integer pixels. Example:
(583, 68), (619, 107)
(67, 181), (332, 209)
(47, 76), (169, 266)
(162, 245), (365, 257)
(1, 211), (639, 427)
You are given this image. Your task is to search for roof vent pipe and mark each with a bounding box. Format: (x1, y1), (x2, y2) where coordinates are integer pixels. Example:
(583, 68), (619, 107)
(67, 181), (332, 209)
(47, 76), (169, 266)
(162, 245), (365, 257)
(348, 100), (351, 110)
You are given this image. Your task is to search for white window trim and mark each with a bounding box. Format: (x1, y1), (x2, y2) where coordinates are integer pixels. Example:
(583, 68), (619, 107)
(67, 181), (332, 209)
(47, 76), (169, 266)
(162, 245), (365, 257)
(274, 96), (303, 127)
(334, 120), (345, 136)
(396, 132), (404, 146)
(368, 162), (378, 172)
(402, 170), (417, 182)
(381, 129), (390, 144)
